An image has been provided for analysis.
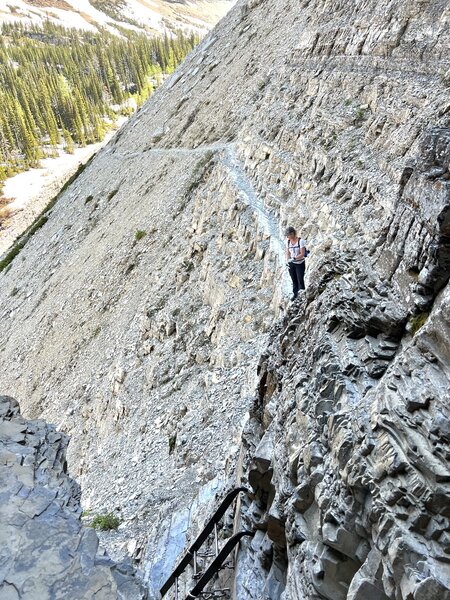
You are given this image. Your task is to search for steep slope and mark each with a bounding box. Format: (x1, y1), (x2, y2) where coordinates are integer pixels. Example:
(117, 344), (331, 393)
(0, 0), (449, 598)
(0, 0), (235, 34)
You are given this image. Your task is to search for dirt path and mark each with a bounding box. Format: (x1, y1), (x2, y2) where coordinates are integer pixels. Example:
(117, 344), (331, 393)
(222, 146), (291, 293)
(111, 141), (291, 292)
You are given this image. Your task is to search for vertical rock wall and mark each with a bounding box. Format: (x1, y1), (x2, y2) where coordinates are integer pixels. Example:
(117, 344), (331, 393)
(234, 68), (450, 600)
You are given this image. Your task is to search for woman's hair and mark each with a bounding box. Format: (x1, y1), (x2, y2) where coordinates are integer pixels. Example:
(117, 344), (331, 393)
(285, 226), (296, 236)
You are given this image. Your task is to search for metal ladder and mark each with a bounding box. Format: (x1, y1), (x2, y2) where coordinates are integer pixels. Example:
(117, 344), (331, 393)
(160, 487), (253, 599)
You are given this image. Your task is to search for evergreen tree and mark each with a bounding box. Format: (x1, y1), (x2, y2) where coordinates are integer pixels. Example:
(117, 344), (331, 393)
(62, 126), (74, 154)
(0, 21), (200, 190)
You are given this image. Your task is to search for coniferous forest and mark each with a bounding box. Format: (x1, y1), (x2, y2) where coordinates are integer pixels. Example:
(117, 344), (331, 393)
(0, 21), (200, 192)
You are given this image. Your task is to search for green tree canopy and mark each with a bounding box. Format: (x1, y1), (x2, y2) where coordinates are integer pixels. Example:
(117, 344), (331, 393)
(0, 21), (200, 191)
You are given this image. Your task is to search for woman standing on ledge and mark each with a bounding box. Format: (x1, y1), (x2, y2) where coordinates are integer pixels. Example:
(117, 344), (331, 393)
(285, 226), (306, 299)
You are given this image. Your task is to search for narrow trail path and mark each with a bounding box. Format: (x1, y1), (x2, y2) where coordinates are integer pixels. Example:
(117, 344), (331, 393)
(112, 142), (292, 294)
(107, 142), (229, 160)
(222, 146), (291, 294)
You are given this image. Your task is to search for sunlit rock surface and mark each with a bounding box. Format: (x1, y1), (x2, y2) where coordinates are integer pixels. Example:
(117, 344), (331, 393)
(0, 396), (146, 599)
(0, 0), (448, 597)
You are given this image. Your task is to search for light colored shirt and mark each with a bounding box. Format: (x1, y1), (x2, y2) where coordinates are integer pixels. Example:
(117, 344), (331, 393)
(288, 238), (306, 262)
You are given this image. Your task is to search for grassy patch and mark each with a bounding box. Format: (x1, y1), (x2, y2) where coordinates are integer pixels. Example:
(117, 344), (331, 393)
(354, 106), (369, 125)
(168, 434), (177, 454)
(0, 215), (48, 272)
(135, 229), (147, 241)
(60, 157), (94, 196)
(85, 195), (94, 204)
(90, 512), (121, 531)
(108, 189), (119, 201)
(186, 151), (215, 196)
(0, 242), (25, 272)
(31, 215), (49, 232)
(410, 312), (430, 335)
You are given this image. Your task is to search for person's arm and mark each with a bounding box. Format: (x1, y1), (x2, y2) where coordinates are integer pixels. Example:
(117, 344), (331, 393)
(294, 239), (305, 261)
(286, 241), (291, 261)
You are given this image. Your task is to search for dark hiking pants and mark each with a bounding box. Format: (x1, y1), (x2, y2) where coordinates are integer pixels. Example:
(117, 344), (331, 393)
(288, 261), (305, 298)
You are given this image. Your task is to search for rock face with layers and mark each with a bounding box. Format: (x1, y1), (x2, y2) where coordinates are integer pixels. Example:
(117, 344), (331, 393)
(230, 6), (450, 598)
(0, 0), (449, 598)
(0, 395), (146, 599)
(240, 273), (450, 598)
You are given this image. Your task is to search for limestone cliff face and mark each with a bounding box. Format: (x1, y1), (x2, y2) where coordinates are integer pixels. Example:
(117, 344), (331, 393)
(0, 396), (146, 599)
(0, 0), (449, 598)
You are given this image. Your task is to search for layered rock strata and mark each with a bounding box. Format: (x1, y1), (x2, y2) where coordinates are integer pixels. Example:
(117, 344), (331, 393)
(0, 396), (146, 599)
(0, 0), (449, 597)
(233, 24), (450, 600)
(238, 274), (450, 598)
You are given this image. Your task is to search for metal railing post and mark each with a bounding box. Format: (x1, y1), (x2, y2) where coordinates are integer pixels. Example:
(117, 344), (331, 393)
(159, 487), (250, 598)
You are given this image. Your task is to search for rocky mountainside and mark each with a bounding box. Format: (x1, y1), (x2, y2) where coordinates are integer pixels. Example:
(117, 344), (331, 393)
(0, 0), (449, 598)
(0, 395), (146, 599)
(0, 0), (234, 35)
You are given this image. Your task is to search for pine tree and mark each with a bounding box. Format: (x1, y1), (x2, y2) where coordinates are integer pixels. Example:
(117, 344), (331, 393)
(62, 126), (74, 154)
(0, 21), (200, 179)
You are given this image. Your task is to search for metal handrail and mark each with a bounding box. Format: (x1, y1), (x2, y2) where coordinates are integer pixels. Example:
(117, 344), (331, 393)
(186, 531), (254, 599)
(160, 487), (249, 597)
